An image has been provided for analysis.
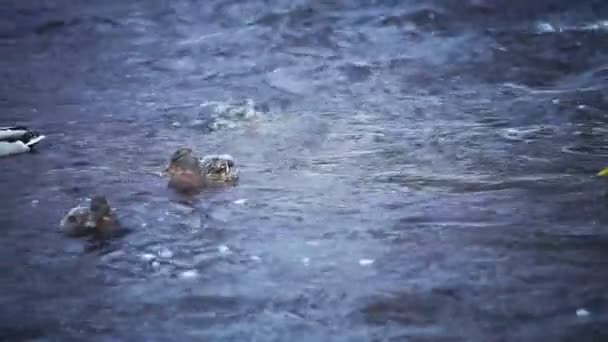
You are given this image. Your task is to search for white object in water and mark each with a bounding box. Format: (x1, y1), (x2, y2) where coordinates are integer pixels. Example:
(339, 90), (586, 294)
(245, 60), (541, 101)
(234, 198), (248, 205)
(536, 22), (556, 33)
(0, 126), (45, 157)
(359, 259), (375, 266)
(301, 257), (310, 265)
(158, 248), (173, 259)
(179, 270), (200, 279)
(139, 253), (157, 262)
(218, 245), (230, 254)
(250, 255), (261, 262)
(0, 140), (31, 156)
(576, 308), (590, 317)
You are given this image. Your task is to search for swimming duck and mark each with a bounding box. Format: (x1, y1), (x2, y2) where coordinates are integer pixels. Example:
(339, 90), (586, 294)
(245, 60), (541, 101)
(60, 195), (118, 238)
(0, 126), (45, 157)
(200, 153), (239, 184)
(163, 147), (239, 192)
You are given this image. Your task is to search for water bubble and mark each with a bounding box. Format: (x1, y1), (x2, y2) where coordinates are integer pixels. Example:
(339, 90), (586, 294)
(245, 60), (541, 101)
(172, 121), (181, 128)
(581, 20), (608, 31)
(536, 22), (556, 33)
(158, 248), (173, 259)
(500, 125), (555, 142)
(209, 119), (237, 131)
(250, 255), (262, 262)
(233, 198), (248, 205)
(190, 119), (206, 127)
(576, 308), (590, 317)
(359, 259), (375, 266)
(199, 99), (264, 132)
(179, 270), (200, 279)
(218, 245), (231, 254)
(140, 253), (156, 262)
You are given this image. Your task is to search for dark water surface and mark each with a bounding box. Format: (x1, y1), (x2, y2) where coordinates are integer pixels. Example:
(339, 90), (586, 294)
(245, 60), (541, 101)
(1, 0), (608, 341)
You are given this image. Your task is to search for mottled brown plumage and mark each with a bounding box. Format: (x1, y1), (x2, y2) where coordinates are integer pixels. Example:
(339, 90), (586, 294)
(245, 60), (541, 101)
(163, 148), (239, 192)
(60, 195), (118, 238)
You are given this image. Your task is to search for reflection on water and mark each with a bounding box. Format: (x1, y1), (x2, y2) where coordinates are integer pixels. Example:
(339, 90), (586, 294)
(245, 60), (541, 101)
(1, 0), (608, 340)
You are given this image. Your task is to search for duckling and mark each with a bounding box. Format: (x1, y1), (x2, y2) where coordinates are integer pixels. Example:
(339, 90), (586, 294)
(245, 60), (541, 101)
(60, 195), (118, 238)
(0, 126), (45, 157)
(200, 154), (239, 184)
(163, 148), (239, 192)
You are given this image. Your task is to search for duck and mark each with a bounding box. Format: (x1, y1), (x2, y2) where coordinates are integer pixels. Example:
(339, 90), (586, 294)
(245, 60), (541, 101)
(60, 195), (119, 238)
(598, 167), (608, 177)
(162, 147), (239, 192)
(0, 126), (46, 157)
(200, 153), (239, 184)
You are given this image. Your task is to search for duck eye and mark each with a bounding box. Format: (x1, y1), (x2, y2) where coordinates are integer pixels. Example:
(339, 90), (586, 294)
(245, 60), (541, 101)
(67, 215), (77, 223)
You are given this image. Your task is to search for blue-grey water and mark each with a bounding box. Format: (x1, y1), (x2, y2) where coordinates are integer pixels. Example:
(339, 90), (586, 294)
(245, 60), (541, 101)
(1, 1), (608, 341)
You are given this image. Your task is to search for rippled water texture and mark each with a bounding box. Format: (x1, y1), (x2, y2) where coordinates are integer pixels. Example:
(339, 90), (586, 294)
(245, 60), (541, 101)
(1, 0), (608, 341)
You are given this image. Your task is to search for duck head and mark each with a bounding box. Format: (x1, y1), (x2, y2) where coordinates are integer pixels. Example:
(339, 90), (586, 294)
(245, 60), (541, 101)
(164, 147), (205, 191)
(90, 195), (112, 223)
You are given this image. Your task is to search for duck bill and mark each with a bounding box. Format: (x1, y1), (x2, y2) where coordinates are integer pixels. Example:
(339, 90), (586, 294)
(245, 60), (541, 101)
(598, 167), (608, 177)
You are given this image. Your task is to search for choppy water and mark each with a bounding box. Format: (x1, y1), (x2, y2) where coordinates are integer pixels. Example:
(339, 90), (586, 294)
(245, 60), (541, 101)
(1, 0), (608, 341)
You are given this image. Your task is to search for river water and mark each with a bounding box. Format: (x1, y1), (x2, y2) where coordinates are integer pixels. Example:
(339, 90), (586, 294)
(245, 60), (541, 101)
(1, 0), (607, 341)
